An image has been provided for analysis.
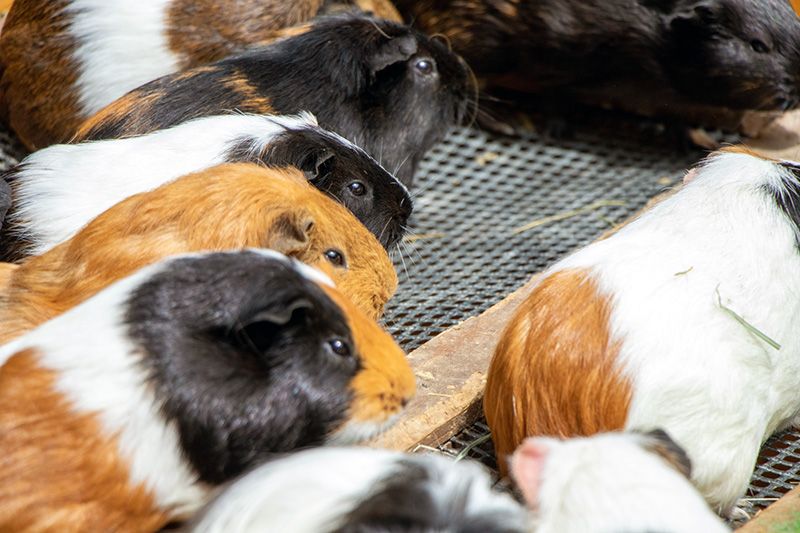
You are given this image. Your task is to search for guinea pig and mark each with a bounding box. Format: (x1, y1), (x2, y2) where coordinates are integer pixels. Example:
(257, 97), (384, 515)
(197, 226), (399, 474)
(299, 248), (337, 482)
(72, 15), (471, 187)
(0, 162), (397, 344)
(395, 0), (800, 125)
(184, 447), (529, 533)
(485, 148), (800, 516)
(0, 0), (403, 150)
(510, 430), (730, 533)
(0, 249), (415, 531)
(0, 112), (411, 258)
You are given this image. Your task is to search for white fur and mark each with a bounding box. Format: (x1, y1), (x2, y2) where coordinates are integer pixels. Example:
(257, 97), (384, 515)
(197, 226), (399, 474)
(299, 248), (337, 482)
(67, 0), (180, 117)
(0, 256), (209, 515)
(9, 113), (318, 256)
(187, 448), (528, 533)
(550, 152), (800, 513)
(527, 433), (730, 533)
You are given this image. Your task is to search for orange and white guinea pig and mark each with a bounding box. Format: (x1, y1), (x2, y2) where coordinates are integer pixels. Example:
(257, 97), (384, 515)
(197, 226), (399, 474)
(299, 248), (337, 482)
(0, 162), (396, 345)
(185, 447), (529, 533)
(0, 249), (414, 531)
(510, 431), (730, 533)
(486, 148), (800, 515)
(0, 0), (401, 149)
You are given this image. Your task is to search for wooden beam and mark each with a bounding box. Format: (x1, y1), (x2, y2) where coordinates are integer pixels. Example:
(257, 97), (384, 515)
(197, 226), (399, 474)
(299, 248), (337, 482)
(737, 486), (800, 532)
(370, 276), (539, 451)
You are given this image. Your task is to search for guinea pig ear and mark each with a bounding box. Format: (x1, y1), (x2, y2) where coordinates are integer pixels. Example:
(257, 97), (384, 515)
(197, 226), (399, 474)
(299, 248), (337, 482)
(638, 428), (693, 479)
(299, 149), (336, 183)
(268, 210), (315, 257)
(235, 297), (314, 353)
(509, 438), (549, 508)
(667, 3), (716, 29)
(369, 34), (418, 75)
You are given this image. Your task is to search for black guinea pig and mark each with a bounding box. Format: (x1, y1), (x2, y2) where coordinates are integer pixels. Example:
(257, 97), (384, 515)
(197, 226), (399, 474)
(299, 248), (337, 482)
(73, 15), (472, 187)
(0, 249), (415, 530)
(1, 112), (411, 257)
(395, 0), (800, 124)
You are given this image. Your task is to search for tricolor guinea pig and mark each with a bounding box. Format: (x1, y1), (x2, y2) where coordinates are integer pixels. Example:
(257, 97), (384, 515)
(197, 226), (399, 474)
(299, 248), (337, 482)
(184, 447), (529, 533)
(485, 148), (800, 515)
(72, 15), (471, 186)
(0, 249), (415, 531)
(0, 112), (411, 257)
(395, 0), (800, 125)
(0, 0), (402, 150)
(0, 163), (397, 344)
(510, 431), (730, 533)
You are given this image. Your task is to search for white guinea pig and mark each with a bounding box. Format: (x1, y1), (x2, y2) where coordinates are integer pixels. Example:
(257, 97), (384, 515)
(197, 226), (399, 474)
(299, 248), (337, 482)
(185, 447), (530, 533)
(0, 112), (410, 260)
(510, 431), (730, 533)
(485, 147), (800, 515)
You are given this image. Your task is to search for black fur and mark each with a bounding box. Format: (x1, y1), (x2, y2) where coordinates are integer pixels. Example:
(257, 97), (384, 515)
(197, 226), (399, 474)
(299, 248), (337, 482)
(227, 124), (412, 249)
(337, 457), (527, 533)
(78, 15), (470, 187)
(0, 173), (10, 234)
(396, 0), (800, 122)
(773, 161), (800, 247)
(125, 251), (361, 484)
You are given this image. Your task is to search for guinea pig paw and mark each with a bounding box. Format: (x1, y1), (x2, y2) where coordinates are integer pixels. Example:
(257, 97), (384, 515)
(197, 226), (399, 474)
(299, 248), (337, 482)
(727, 504), (751, 523)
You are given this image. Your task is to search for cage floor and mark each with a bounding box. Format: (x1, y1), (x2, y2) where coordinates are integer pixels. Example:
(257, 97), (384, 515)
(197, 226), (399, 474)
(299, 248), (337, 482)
(0, 111), (797, 526)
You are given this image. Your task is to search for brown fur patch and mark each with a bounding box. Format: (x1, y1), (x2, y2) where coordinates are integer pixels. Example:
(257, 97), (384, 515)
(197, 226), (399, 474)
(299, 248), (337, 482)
(484, 268), (632, 474)
(718, 145), (776, 160)
(0, 349), (169, 531)
(322, 284), (414, 427)
(167, 0), (326, 67)
(639, 429), (693, 479)
(351, 0), (403, 22)
(71, 87), (167, 142)
(0, 163), (396, 344)
(0, 0), (83, 148)
(223, 71), (274, 111)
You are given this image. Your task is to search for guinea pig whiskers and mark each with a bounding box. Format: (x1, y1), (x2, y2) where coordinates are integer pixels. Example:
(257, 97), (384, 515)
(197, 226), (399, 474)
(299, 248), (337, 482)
(366, 18), (391, 39)
(395, 242), (411, 281)
(463, 61), (481, 128)
(393, 153), (413, 178)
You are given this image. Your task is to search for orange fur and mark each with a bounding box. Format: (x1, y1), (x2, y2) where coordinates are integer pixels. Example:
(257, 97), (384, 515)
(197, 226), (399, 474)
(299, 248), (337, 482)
(70, 88), (167, 142)
(484, 268), (632, 473)
(322, 285), (415, 427)
(0, 0), (82, 149)
(0, 163), (396, 344)
(0, 349), (170, 531)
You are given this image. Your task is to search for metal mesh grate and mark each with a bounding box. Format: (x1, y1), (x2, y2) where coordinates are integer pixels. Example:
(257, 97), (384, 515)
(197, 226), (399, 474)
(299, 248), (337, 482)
(0, 113), (797, 523)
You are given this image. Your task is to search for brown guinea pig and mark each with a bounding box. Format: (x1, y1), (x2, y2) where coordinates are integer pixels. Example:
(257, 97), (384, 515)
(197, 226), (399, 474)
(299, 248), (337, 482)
(0, 249), (415, 531)
(0, 0), (402, 150)
(0, 162), (397, 344)
(395, 0), (800, 125)
(72, 15), (470, 187)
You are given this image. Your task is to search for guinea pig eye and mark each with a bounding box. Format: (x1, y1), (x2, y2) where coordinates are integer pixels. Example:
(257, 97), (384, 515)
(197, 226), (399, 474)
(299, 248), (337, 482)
(414, 58), (435, 76)
(347, 181), (366, 196)
(750, 39), (770, 54)
(327, 338), (352, 358)
(324, 249), (346, 267)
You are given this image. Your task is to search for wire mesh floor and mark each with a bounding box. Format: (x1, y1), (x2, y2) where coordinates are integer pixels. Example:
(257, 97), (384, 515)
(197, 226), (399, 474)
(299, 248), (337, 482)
(0, 112), (797, 525)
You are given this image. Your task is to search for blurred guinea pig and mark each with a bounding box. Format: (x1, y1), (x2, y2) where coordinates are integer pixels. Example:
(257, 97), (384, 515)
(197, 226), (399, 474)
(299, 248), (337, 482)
(1, 112), (411, 258)
(0, 0), (402, 150)
(0, 163), (397, 344)
(485, 148), (800, 515)
(73, 15), (471, 186)
(184, 447), (529, 533)
(395, 0), (800, 124)
(510, 431), (730, 533)
(0, 249), (415, 531)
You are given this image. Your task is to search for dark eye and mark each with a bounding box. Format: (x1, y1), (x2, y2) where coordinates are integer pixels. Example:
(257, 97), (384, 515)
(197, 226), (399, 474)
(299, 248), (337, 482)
(348, 181), (366, 196)
(751, 39), (770, 54)
(414, 58), (435, 75)
(328, 338), (352, 357)
(324, 249), (346, 267)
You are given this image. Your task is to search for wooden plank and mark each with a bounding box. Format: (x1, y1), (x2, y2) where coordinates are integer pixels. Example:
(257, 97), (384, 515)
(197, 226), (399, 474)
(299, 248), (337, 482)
(370, 276), (540, 451)
(737, 486), (800, 532)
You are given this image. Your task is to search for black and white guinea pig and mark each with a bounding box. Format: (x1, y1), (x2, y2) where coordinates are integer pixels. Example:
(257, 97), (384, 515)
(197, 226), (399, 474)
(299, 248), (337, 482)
(485, 147), (800, 515)
(0, 0), (403, 150)
(73, 15), (472, 187)
(1, 112), (411, 259)
(395, 0), (800, 124)
(184, 447), (530, 533)
(0, 249), (415, 531)
(510, 431), (730, 533)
